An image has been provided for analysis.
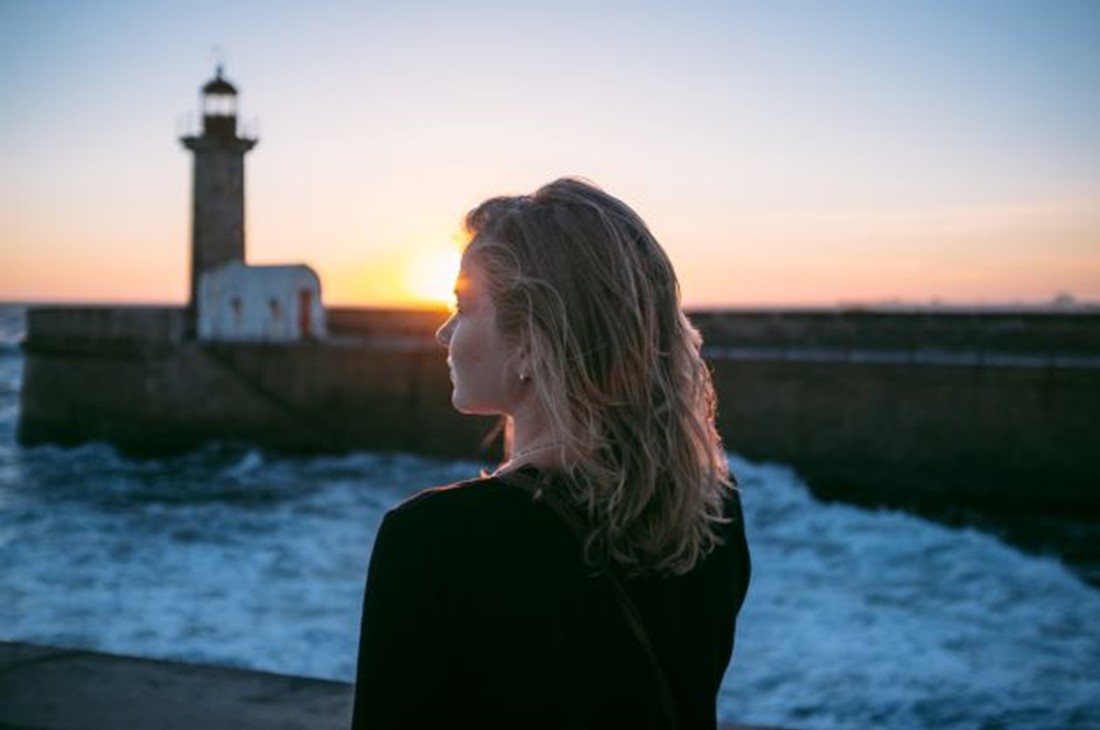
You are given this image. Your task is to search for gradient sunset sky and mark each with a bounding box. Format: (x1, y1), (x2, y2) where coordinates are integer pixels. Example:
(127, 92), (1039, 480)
(2, 0), (1098, 308)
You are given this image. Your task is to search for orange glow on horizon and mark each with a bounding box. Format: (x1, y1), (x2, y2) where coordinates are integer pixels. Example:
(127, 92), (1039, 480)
(3, 196), (1097, 309)
(318, 244), (463, 310)
(403, 247), (462, 310)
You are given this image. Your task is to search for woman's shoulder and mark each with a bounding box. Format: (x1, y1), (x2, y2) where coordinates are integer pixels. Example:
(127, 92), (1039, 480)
(376, 472), (578, 577)
(383, 472), (551, 535)
(392, 474), (515, 510)
(721, 485), (746, 527)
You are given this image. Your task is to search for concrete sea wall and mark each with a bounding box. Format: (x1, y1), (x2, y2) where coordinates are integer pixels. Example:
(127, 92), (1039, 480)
(18, 306), (496, 459)
(18, 305), (1100, 516)
(689, 309), (1100, 514)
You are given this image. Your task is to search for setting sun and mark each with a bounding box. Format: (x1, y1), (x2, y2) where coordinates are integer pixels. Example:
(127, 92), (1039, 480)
(404, 248), (462, 309)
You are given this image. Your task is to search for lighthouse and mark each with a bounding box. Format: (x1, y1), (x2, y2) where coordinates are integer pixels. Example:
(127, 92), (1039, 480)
(180, 66), (258, 312)
(180, 67), (325, 343)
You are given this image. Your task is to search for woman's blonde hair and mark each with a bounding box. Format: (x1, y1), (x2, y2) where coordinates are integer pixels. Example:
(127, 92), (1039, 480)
(465, 177), (734, 576)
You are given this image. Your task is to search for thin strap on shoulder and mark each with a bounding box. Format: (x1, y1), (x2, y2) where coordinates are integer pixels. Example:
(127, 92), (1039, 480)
(501, 469), (681, 730)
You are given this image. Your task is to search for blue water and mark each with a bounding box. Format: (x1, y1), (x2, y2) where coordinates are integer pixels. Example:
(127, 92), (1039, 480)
(1, 304), (1098, 729)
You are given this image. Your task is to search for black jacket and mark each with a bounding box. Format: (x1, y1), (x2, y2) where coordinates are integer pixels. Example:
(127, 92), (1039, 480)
(352, 469), (751, 729)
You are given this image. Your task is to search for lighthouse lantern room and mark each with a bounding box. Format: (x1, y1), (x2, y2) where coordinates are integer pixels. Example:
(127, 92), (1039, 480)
(201, 69), (239, 137)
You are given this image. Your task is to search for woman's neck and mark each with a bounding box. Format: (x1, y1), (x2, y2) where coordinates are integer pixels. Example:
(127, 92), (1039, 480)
(503, 411), (562, 472)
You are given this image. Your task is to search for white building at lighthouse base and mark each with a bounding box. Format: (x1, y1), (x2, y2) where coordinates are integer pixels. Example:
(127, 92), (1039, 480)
(197, 261), (326, 342)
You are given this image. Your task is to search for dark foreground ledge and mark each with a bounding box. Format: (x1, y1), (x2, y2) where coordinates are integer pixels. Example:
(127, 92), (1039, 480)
(0, 642), (784, 730)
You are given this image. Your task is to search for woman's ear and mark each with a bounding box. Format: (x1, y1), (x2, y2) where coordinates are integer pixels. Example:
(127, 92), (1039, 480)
(514, 340), (533, 383)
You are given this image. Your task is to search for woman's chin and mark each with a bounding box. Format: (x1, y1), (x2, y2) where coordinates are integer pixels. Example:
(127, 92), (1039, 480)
(450, 393), (501, 417)
(451, 391), (474, 414)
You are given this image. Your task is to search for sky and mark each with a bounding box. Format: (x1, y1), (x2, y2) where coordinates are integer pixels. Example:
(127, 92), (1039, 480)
(1, 0), (1098, 308)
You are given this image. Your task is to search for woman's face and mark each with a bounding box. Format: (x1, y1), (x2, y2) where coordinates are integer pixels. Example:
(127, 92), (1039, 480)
(435, 256), (523, 416)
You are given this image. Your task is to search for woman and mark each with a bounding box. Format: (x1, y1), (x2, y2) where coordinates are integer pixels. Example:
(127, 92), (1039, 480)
(352, 178), (750, 729)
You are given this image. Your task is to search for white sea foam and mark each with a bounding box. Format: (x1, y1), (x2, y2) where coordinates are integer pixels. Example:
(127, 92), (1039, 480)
(2, 445), (1098, 729)
(721, 455), (1100, 729)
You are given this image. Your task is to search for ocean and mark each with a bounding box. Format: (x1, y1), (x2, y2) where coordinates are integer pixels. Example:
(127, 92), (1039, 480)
(1, 303), (1097, 729)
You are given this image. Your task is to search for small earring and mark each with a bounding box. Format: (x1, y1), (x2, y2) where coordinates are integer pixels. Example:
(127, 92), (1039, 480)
(519, 372), (530, 382)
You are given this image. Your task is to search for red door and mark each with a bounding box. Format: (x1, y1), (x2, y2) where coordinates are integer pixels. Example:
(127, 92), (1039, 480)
(299, 289), (312, 338)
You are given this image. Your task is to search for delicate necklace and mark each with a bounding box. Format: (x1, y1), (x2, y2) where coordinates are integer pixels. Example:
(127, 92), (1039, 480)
(511, 441), (564, 461)
(495, 441), (564, 474)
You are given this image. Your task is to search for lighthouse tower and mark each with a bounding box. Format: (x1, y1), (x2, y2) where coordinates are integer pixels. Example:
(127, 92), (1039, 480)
(180, 66), (257, 312)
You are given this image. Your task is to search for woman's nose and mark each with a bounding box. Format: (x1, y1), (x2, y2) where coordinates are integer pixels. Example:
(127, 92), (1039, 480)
(436, 314), (455, 347)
